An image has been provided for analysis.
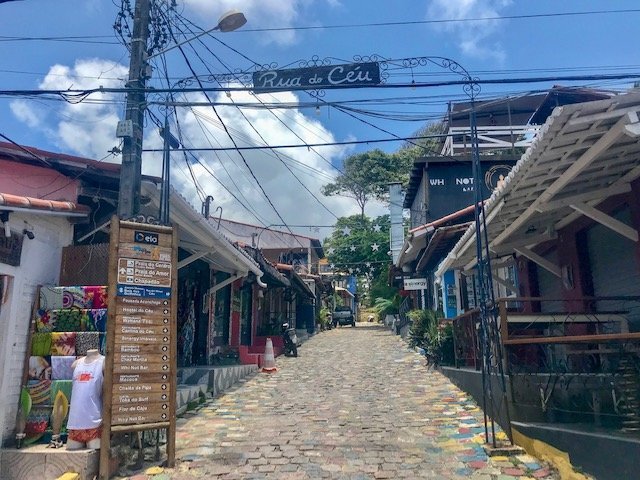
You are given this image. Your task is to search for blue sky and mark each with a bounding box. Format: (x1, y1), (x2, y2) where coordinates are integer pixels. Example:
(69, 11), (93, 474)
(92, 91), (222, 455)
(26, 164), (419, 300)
(1, 0), (639, 234)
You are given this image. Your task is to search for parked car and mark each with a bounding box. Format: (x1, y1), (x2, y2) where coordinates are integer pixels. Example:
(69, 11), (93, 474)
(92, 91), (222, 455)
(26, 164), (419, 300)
(333, 305), (355, 327)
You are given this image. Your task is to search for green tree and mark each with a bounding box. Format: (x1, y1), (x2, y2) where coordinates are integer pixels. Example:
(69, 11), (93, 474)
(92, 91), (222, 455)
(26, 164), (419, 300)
(396, 121), (447, 162)
(323, 215), (394, 300)
(322, 149), (411, 216)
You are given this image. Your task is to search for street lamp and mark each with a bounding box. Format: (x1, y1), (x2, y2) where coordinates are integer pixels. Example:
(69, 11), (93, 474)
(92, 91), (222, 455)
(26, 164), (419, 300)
(147, 10), (247, 60)
(117, 6), (246, 220)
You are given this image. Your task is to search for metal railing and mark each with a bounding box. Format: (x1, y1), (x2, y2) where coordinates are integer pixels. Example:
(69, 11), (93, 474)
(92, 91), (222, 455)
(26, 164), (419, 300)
(501, 297), (640, 430)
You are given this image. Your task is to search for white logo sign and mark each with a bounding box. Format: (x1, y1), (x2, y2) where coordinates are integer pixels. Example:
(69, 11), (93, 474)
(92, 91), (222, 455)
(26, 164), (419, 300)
(403, 278), (428, 290)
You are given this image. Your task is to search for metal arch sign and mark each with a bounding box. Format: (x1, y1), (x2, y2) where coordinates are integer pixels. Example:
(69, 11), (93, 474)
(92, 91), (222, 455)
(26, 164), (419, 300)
(252, 62), (381, 92)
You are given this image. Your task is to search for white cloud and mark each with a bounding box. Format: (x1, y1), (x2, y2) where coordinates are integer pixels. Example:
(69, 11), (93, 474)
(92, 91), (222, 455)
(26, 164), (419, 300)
(427, 0), (511, 62)
(183, 0), (340, 46)
(10, 59), (128, 160)
(11, 59), (385, 237)
(169, 88), (376, 234)
(10, 101), (42, 129)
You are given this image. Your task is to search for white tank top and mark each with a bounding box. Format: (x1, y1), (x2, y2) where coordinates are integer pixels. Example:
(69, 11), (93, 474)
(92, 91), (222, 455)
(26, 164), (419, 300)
(67, 356), (104, 430)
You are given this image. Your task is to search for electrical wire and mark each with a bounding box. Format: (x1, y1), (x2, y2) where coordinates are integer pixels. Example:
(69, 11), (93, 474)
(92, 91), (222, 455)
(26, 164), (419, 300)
(171, 15), (340, 220)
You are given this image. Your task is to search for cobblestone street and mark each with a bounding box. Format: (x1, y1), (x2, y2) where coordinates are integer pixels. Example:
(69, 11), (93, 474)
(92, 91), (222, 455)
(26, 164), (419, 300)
(126, 324), (558, 479)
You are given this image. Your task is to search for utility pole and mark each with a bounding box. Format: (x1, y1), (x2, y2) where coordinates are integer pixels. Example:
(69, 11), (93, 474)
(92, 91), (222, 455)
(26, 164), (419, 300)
(117, 0), (152, 219)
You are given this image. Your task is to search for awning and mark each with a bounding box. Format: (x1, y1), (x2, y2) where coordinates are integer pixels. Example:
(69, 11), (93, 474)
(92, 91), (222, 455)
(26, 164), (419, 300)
(142, 182), (264, 280)
(335, 286), (355, 299)
(416, 222), (471, 272)
(397, 204), (477, 269)
(0, 192), (89, 217)
(437, 90), (640, 276)
(243, 246), (290, 287)
(276, 263), (315, 299)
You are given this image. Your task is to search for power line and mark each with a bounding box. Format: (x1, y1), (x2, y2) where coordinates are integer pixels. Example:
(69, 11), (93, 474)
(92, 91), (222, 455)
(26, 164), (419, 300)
(141, 132), (453, 152)
(4, 73), (638, 101)
(2, 8), (638, 44)
(172, 15), (339, 220)
(238, 9), (640, 33)
(168, 28), (303, 246)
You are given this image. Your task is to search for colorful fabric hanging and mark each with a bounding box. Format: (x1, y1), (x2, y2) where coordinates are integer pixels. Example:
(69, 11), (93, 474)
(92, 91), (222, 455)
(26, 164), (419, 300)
(75, 332), (100, 356)
(35, 309), (56, 332)
(51, 356), (76, 380)
(24, 407), (50, 437)
(28, 356), (52, 380)
(51, 380), (73, 407)
(27, 379), (52, 406)
(84, 286), (108, 309)
(32, 332), (53, 356)
(50, 332), (76, 356)
(81, 308), (107, 332)
(53, 309), (82, 332)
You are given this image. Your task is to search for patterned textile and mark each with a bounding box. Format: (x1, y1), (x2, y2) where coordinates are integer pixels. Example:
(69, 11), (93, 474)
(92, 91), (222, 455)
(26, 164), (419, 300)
(53, 309), (82, 332)
(40, 286), (107, 310)
(81, 309), (107, 332)
(28, 356), (52, 380)
(75, 332), (100, 356)
(50, 332), (76, 356)
(27, 379), (52, 406)
(35, 309), (56, 333)
(24, 407), (50, 436)
(84, 286), (108, 309)
(32, 333), (52, 356)
(51, 356), (76, 380)
(51, 380), (73, 407)
(68, 426), (101, 443)
(40, 286), (87, 310)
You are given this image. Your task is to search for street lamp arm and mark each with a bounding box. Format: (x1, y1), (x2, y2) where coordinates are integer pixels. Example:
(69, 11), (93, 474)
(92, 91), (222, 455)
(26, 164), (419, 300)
(147, 10), (246, 60)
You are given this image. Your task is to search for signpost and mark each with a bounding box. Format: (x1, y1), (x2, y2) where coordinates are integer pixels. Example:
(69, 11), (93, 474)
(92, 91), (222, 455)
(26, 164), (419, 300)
(100, 217), (177, 479)
(252, 62), (380, 92)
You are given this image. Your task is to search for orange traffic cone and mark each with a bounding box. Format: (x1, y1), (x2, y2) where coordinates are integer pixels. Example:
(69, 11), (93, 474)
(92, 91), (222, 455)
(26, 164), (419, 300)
(261, 337), (278, 373)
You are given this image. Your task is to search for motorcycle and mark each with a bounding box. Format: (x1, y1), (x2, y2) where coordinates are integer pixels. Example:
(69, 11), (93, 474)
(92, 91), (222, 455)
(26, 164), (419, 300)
(281, 323), (298, 357)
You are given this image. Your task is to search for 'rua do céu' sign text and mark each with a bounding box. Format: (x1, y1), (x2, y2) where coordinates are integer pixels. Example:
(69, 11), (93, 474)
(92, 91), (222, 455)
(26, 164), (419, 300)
(252, 62), (380, 92)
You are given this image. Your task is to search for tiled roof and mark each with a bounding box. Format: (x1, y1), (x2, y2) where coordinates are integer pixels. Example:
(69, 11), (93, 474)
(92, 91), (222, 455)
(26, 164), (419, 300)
(0, 192), (89, 215)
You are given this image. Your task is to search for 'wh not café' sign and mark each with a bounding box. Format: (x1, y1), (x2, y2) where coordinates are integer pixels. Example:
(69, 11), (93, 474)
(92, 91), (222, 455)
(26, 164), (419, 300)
(252, 62), (381, 92)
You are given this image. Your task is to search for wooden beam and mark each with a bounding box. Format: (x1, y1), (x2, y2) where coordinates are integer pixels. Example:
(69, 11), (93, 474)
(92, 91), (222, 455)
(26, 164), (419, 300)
(503, 332), (640, 345)
(177, 249), (215, 269)
(493, 271), (518, 295)
(536, 183), (631, 213)
(570, 202), (639, 242)
(514, 247), (561, 278)
(490, 231), (557, 255)
(493, 112), (635, 247)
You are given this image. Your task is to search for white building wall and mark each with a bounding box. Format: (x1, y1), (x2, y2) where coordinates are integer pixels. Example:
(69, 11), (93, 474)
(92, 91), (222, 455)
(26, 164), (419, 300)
(0, 213), (73, 446)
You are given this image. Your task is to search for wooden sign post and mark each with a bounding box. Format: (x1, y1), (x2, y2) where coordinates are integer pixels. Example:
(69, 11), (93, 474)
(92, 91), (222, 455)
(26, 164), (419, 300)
(100, 217), (177, 479)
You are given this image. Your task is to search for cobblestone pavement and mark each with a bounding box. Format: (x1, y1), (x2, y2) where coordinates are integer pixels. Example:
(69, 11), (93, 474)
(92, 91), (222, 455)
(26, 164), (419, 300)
(121, 324), (559, 479)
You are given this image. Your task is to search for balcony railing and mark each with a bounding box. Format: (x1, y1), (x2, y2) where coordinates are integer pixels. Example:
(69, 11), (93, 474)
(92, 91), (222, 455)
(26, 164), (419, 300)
(452, 297), (640, 430)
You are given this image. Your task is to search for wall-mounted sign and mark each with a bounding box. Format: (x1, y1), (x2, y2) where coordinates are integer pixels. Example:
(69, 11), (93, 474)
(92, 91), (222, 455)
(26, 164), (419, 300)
(403, 278), (428, 290)
(426, 161), (515, 222)
(252, 62), (380, 92)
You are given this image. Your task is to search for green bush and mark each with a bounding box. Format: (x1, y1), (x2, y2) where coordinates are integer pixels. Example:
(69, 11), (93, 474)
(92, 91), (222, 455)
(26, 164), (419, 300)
(318, 306), (331, 330)
(373, 295), (401, 322)
(407, 309), (454, 366)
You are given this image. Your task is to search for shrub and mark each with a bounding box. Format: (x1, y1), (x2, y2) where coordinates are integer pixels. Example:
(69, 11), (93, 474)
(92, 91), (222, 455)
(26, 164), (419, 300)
(373, 295), (401, 322)
(407, 309), (454, 366)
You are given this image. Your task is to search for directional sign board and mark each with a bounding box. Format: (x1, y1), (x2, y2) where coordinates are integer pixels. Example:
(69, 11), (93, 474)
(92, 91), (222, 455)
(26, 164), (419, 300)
(100, 218), (177, 478)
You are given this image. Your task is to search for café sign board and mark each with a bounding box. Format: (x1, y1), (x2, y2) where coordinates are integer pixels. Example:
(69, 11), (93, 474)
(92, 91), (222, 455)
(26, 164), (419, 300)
(100, 218), (177, 478)
(403, 278), (428, 291)
(252, 62), (381, 92)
